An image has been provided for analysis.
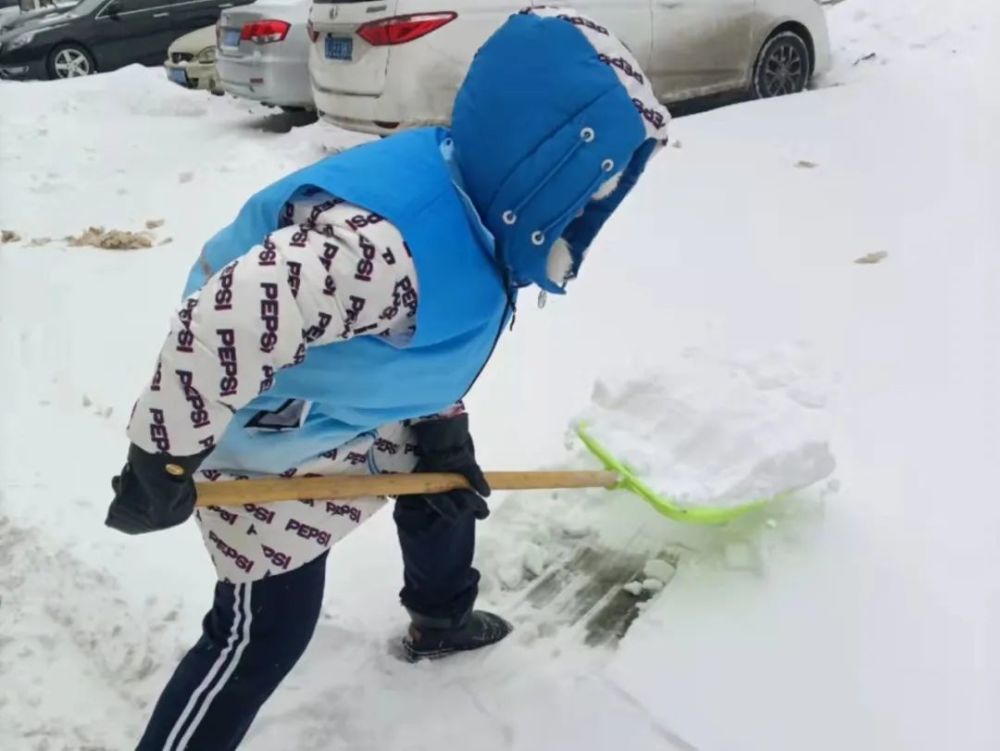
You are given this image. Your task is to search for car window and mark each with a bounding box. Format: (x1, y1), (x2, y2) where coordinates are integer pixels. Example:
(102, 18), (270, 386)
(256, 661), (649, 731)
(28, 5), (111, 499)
(69, 0), (103, 14)
(118, 0), (166, 11)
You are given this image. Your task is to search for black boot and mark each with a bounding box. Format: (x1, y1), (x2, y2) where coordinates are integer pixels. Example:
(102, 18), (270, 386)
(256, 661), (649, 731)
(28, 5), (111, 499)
(403, 609), (513, 662)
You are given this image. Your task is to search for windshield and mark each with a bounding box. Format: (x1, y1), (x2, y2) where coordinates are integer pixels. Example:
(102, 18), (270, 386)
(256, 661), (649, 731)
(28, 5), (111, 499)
(67, 0), (100, 13)
(8, 0), (84, 19)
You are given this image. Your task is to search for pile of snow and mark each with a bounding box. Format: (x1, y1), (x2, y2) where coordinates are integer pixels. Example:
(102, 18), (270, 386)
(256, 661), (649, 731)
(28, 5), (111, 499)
(2, 2), (999, 750)
(0, 65), (371, 253)
(576, 346), (836, 508)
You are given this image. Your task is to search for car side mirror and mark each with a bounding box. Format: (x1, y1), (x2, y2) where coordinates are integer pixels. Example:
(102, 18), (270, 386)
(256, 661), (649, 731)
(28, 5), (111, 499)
(106, 0), (122, 18)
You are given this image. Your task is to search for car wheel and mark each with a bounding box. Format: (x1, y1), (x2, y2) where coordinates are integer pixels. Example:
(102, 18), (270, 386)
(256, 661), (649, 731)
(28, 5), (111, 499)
(751, 31), (811, 99)
(47, 44), (96, 79)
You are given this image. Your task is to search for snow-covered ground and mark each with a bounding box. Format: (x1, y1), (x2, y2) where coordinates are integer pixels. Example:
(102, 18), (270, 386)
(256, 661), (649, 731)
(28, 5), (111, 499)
(2, 1), (999, 749)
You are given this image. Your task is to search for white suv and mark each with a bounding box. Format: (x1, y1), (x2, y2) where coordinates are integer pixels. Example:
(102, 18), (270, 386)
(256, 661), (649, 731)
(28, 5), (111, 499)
(307, 0), (831, 136)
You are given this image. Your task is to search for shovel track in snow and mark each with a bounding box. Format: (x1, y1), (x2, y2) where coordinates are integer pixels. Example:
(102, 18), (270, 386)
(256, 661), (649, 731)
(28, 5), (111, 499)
(513, 543), (659, 647)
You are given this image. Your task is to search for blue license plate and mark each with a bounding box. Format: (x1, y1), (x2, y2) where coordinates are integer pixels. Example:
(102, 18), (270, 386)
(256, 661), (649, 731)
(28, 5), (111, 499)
(222, 28), (241, 48)
(168, 67), (188, 85)
(325, 36), (353, 60)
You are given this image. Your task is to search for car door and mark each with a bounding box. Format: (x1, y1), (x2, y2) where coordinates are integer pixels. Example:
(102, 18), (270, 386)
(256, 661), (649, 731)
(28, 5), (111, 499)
(93, 0), (180, 67)
(649, 0), (756, 101)
(555, 0), (653, 69)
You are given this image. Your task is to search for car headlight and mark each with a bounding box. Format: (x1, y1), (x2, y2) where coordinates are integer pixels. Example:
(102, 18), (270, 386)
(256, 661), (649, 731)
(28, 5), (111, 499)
(196, 46), (216, 64)
(7, 31), (36, 50)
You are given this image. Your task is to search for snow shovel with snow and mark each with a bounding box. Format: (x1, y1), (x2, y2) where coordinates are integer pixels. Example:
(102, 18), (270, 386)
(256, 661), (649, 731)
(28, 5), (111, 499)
(193, 424), (773, 524)
(572, 423), (773, 524)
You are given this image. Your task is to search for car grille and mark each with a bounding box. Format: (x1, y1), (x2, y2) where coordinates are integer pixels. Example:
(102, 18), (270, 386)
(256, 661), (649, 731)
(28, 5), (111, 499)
(171, 52), (194, 64)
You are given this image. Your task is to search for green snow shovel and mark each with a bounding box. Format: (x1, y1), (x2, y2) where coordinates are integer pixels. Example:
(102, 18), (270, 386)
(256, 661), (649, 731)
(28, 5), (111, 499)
(193, 424), (775, 524)
(572, 423), (774, 524)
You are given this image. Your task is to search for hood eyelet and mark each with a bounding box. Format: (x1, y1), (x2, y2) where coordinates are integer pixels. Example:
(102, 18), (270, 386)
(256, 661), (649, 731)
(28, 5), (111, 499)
(531, 231), (546, 246)
(502, 210), (517, 225)
(601, 159), (615, 172)
(580, 127), (595, 143)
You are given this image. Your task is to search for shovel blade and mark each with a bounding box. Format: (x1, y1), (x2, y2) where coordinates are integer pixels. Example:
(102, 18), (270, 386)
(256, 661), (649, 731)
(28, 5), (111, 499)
(574, 424), (775, 525)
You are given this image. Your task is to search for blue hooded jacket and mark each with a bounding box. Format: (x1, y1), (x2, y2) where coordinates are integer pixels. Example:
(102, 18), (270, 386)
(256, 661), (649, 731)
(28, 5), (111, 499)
(188, 10), (669, 473)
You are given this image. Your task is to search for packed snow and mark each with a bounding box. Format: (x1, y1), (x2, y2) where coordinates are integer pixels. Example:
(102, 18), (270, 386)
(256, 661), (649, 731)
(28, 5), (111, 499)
(2, 1), (999, 750)
(577, 348), (837, 508)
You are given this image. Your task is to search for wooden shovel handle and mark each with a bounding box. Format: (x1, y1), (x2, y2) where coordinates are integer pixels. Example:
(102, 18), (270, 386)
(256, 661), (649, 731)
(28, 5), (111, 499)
(195, 470), (619, 507)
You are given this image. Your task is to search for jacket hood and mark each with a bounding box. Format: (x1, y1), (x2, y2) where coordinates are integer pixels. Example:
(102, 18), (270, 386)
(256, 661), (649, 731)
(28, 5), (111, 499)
(450, 7), (670, 293)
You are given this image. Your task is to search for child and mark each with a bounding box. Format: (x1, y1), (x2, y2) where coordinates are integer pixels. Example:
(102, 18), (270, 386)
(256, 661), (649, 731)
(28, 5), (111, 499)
(105, 8), (669, 749)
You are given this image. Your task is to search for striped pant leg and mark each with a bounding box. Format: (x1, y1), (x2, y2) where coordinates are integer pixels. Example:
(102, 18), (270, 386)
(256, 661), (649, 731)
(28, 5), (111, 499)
(136, 550), (328, 751)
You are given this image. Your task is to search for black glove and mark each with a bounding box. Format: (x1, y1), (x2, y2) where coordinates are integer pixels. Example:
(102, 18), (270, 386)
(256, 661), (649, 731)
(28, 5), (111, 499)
(105, 443), (211, 535)
(403, 414), (491, 524)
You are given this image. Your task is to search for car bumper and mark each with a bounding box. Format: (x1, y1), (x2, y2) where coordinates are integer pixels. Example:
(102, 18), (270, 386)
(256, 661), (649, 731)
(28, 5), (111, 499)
(308, 39), (463, 135)
(811, 20), (832, 76)
(310, 75), (450, 136)
(217, 55), (312, 108)
(164, 61), (219, 92)
(0, 52), (47, 80)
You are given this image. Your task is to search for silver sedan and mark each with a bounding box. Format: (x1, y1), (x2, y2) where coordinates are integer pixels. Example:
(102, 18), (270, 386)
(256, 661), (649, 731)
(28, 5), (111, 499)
(216, 0), (313, 110)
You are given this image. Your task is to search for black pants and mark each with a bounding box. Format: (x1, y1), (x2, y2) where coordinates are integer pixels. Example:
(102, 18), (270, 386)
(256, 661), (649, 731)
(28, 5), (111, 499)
(137, 500), (477, 751)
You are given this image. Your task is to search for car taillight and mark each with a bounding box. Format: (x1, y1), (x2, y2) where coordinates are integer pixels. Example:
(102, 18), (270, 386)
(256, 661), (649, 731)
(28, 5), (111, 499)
(357, 12), (457, 46)
(307, 19), (318, 43)
(241, 19), (291, 44)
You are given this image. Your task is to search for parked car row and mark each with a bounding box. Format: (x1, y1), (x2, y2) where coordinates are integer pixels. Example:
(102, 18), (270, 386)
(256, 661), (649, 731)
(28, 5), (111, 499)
(312, 0), (832, 134)
(1, 0), (832, 136)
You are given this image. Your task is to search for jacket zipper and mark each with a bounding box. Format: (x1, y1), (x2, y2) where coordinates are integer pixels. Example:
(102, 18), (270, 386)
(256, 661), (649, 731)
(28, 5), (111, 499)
(461, 296), (513, 400)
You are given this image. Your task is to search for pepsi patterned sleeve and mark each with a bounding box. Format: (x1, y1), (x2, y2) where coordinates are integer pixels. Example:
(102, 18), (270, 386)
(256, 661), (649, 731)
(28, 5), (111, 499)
(127, 197), (419, 457)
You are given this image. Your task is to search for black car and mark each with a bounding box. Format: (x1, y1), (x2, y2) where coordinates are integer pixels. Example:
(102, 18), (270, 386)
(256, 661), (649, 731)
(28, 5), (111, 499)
(0, 0), (252, 80)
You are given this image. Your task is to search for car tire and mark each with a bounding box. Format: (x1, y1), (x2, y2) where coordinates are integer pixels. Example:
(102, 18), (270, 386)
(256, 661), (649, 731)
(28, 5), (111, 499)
(751, 31), (811, 99)
(47, 43), (97, 79)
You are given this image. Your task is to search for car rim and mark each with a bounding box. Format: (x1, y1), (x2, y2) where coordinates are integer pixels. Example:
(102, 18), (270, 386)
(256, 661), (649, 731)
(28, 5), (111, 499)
(54, 49), (91, 78)
(762, 41), (805, 96)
